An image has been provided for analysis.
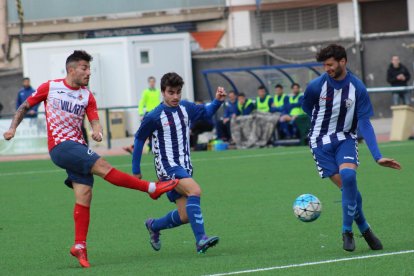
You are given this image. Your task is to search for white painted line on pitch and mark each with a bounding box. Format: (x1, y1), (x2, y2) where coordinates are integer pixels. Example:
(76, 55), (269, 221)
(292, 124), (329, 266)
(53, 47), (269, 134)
(204, 249), (414, 276)
(0, 142), (408, 177)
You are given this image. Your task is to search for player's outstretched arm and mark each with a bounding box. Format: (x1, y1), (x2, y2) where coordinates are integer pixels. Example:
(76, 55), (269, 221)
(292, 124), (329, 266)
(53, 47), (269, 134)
(3, 100), (31, 140)
(377, 158), (401, 170)
(358, 118), (402, 170)
(90, 120), (103, 142)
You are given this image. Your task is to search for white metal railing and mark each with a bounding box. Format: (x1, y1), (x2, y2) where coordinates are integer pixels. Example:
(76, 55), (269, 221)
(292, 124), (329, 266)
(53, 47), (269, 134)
(367, 86), (414, 93)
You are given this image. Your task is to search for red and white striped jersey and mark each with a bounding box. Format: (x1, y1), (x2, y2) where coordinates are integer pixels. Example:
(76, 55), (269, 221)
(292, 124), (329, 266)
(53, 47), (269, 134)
(27, 79), (99, 151)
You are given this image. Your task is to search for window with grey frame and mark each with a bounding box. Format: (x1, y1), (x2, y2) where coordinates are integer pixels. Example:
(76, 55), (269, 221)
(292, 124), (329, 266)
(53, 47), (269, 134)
(260, 5), (338, 34)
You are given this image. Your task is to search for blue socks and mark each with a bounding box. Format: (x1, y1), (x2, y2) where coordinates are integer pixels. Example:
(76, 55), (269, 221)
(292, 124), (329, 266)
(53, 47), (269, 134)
(340, 168), (358, 233)
(150, 196), (207, 243)
(355, 191), (369, 233)
(186, 196), (206, 243)
(151, 209), (183, 232)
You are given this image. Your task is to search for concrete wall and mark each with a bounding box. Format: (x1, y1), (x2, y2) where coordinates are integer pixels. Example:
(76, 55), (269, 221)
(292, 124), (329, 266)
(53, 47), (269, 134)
(338, 2), (355, 38)
(228, 10), (254, 47)
(409, 0), (414, 32)
(0, 71), (23, 117)
(263, 29), (339, 45)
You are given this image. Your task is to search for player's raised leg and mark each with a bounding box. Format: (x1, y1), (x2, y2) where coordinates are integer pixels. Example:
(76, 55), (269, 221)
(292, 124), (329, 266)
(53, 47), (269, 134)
(70, 183), (92, 268)
(91, 158), (178, 199)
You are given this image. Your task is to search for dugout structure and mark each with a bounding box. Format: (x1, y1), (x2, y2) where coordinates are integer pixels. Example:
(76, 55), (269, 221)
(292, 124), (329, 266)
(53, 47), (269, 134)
(202, 62), (323, 100)
(202, 62), (324, 146)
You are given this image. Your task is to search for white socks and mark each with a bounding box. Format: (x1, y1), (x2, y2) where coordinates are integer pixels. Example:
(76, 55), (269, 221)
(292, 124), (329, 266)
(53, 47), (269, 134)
(148, 182), (156, 193)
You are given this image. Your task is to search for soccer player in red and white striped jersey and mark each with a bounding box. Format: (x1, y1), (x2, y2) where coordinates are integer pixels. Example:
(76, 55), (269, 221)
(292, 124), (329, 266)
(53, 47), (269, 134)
(3, 50), (178, 268)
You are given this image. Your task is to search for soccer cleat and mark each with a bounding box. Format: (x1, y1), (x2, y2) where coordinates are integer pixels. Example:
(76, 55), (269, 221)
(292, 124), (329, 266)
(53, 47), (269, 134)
(196, 235), (219, 254)
(145, 219), (161, 251)
(70, 244), (90, 268)
(342, 231), (355, 252)
(362, 228), (383, 250)
(150, 179), (179, 200)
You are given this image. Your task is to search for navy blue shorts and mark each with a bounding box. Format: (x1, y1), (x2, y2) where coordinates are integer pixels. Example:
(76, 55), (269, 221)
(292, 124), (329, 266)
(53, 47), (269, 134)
(161, 166), (192, 203)
(50, 141), (100, 188)
(310, 138), (359, 178)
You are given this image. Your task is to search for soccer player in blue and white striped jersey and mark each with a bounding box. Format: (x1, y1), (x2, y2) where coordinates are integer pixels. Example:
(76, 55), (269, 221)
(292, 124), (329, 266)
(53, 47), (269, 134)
(132, 72), (226, 253)
(302, 44), (401, 252)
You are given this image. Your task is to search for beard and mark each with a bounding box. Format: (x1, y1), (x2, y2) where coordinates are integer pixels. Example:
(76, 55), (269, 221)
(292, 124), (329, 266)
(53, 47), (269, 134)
(76, 78), (89, 87)
(333, 68), (343, 79)
(328, 66), (344, 79)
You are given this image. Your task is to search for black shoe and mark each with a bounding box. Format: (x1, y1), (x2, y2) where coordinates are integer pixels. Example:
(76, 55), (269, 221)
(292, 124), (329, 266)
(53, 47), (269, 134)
(342, 231), (355, 252)
(362, 228), (383, 250)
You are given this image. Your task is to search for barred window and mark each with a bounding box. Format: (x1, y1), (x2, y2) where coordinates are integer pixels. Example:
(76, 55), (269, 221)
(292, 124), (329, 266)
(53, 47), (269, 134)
(260, 5), (338, 33)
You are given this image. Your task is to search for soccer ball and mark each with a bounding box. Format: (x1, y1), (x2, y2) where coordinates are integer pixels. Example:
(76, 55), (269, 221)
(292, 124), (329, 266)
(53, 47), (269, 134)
(293, 194), (322, 222)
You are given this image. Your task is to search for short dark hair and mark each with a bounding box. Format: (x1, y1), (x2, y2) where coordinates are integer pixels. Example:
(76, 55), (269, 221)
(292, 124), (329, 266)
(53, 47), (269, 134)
(316, 44), (347, 62)
(148, 76), (156, 82)
(160, 72), (184, 92)
(238, 92), (246, 97)
(291, 83), (300, 89)
(23, 77), (30, 81)
(66, 50), (93, 70)
(258, 85), (266, 90)
(275, 84), (283, 89)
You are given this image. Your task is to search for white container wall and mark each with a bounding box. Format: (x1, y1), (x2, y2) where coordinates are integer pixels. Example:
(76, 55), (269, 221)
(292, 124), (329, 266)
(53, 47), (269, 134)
(22, 33), (193, 134)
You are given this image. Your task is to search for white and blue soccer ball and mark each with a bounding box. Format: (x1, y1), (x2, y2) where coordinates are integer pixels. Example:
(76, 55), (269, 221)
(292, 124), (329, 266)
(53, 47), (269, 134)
(293, 194), (322, 222)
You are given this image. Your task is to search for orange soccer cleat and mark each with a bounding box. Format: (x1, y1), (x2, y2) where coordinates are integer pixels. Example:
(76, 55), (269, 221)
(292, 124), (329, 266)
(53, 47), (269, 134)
(70, 244), (90, 268)
(150, 179), (179, 200)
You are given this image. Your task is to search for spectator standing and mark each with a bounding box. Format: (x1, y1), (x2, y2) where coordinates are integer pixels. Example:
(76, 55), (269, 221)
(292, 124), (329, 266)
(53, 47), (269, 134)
(16, 77), (38, 118)
(138, 76), (161, 117)
(387, 55), (411, 105)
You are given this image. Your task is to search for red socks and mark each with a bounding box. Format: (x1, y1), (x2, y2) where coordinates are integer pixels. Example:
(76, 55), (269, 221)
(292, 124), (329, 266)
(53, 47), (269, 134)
(74, 203), (90, 245)
(104, 168), (150, 193)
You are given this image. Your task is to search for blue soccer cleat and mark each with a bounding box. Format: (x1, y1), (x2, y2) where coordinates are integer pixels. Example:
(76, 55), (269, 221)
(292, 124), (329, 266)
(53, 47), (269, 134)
(196, 235), (219, 254)
(145, 219), (161, 251)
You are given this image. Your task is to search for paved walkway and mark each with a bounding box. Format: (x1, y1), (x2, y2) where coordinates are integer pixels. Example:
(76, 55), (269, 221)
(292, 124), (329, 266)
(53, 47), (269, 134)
(0, 118), (411, 162)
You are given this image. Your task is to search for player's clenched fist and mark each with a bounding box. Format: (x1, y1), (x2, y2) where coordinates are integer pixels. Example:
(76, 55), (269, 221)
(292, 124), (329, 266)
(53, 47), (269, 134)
(215, 86), (227, 101)
(91, 131), (103, 142)
(3, 129), (15, 140)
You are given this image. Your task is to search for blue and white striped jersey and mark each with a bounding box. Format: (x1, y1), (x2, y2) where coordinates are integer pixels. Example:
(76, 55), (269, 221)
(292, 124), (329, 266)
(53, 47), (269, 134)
(302, 72), (373, 148)
(133, 100), (222, 178)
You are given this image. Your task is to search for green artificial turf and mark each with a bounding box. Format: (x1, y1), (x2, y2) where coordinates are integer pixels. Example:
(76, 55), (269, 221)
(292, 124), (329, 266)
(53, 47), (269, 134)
(0, 141), (413, 275)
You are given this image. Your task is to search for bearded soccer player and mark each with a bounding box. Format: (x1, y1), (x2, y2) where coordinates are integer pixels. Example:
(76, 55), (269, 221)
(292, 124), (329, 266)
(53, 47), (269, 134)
(3, 50), (178, 268)
(132, 72), (226, 253)
(302, 44), (401, 252)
